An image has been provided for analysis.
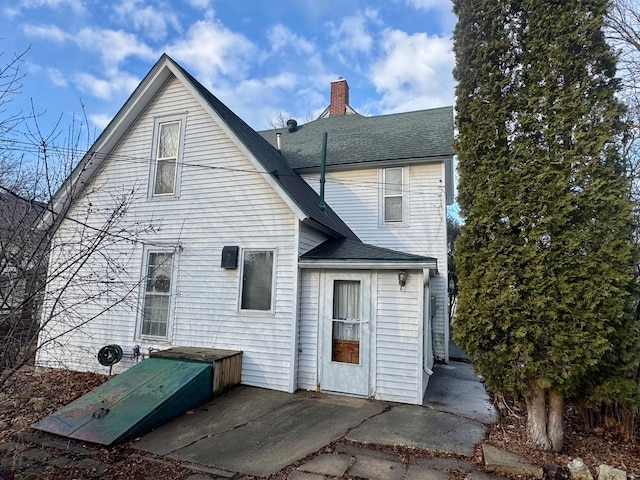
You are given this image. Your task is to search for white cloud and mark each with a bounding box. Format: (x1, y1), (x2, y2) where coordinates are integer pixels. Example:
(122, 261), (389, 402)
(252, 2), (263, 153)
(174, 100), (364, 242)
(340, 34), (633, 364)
(22, 24), (68, 43)
(267, 24), (315, 56)
(6, 0), (85, 17)
(406, 0), (455, 32)
(112, 0), (180, 42)
(406, 0), (452, 12)
(21, 24), (155, 70)
(326, 10), (379, 66)
(184, 0), (211, 9)
(46, 67), (68, 87)
(74, 70), (140, 100)
(214, 72), (318, 129)
(74, 28), (156, 70)
(22, 23), (154, 101)
(89, 113), (113, 130)
(166, 19), (256, 86)
(370, 29), (455, 112)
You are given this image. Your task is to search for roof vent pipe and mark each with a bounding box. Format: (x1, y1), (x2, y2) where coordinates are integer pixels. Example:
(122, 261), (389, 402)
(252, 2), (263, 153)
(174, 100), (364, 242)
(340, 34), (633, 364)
(286, 119), (298, 132)
(319, 132), (327, 212)
(276, 132), (281, 151)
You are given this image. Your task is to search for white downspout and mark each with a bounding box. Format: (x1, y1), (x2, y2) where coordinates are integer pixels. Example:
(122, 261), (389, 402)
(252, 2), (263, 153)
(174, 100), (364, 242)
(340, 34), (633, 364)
(423, 268), (434, 376)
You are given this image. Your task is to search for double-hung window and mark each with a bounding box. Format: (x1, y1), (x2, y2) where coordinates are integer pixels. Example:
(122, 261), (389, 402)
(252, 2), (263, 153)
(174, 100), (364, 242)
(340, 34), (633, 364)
(382, 167), (404, 223)
(150, 115), (185, 198)
(240, 250), (275, 311)
(141, 251), (175, 338)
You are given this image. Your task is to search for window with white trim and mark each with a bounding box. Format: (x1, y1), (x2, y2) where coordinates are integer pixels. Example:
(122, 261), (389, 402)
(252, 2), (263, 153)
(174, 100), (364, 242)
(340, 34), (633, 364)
(141, 251), (175, 338)
(150, 115), (185, 198)
(383, 167), (404, 223)
(240, 250), (274, 311)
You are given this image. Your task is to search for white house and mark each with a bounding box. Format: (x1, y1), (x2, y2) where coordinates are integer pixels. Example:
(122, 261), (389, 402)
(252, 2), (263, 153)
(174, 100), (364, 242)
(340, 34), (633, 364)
(36, 55), (454, 405)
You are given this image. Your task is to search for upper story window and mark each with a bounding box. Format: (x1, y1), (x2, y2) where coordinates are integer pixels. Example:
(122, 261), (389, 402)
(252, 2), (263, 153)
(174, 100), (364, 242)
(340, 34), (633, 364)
(382, 167), (404, 223)
(149, 114), (186, 198)
(240, 250), (275, 312)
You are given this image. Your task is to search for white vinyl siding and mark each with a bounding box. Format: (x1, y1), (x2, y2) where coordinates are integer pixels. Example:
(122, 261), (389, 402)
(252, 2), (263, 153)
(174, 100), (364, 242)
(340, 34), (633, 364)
(375, 270), (421, 404)
(36, 76), (299, 391)
(301, 165), (449, 360)
(297, 269), (319, 390)
(298, 223), (328, 255)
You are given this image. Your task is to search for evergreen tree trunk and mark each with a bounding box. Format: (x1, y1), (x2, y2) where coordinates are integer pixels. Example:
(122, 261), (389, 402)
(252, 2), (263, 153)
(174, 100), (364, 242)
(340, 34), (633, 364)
(548, 388), (564, 452)
(525, 384), (550, 450)
(524, 386), (564, 452)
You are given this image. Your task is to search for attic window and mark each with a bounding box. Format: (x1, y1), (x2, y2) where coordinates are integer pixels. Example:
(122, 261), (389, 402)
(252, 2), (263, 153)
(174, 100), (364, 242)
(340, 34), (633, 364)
(155, 122), (179, 194)
(149, 114), (186, 198)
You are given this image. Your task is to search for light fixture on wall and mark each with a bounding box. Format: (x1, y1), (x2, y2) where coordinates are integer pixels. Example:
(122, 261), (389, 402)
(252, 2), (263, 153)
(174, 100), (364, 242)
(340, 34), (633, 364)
(398, 271), (407, 290)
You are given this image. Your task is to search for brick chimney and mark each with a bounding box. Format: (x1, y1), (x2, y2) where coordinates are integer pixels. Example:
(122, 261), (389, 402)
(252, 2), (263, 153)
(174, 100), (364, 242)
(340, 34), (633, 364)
(329, 77), (349, 116)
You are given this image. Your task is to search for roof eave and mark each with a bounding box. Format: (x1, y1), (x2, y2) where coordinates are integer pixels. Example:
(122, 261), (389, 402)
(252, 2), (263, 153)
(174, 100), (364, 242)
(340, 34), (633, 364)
(292, 154), (453, 174)
(44, 56), (176, 226)
(298, 260), (438, 270)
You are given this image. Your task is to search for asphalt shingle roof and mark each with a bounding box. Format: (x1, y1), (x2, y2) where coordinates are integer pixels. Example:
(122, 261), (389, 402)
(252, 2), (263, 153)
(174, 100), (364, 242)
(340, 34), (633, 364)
(300, 238), (437, 266)
(259, 107), (454, 171)
(171, 58), (359, 241)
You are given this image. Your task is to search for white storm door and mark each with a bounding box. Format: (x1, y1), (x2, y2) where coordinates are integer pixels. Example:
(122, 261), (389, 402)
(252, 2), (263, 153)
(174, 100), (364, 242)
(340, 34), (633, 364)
(321, 273), (370, 396)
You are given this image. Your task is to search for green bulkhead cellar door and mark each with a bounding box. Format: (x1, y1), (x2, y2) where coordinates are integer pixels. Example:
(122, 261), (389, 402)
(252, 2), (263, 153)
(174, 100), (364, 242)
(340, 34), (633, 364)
(33, 357), (212, 446)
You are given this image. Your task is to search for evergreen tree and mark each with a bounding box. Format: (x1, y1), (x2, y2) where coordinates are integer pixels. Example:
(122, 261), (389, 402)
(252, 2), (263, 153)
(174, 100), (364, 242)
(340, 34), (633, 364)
(453, 0), (638, 452)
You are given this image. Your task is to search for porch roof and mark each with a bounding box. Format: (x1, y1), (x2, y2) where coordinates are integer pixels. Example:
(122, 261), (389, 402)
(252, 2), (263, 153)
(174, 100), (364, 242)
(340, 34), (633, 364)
(299, 238), (437, 270)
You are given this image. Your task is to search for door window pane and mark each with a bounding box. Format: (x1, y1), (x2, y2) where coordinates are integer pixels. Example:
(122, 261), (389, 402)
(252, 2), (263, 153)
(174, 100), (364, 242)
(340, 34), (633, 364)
(241, 251), (274, 310)
(332, 280), (360, 364)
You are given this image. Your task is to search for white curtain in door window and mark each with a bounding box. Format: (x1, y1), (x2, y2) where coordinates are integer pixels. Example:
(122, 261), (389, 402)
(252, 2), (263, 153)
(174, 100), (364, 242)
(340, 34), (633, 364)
(333, 280), (360, 341)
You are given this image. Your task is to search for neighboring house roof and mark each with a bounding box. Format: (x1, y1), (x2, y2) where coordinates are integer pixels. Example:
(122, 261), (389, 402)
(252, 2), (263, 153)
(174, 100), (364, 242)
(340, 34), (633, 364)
(0, 192), (47, 260)
(258, 106), (454, 172)
(47, 54), (358, 241)
(299, 238), (437, 270)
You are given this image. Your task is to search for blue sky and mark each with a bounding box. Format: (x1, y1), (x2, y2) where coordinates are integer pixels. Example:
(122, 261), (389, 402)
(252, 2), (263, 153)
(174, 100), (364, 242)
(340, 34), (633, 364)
(2, 0), (456, 136)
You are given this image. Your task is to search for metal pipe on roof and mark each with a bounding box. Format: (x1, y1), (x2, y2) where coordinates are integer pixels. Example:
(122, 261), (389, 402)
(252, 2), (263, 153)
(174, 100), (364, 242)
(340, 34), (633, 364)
(319, 132), (327, 211)
(276, 132), (281, 151)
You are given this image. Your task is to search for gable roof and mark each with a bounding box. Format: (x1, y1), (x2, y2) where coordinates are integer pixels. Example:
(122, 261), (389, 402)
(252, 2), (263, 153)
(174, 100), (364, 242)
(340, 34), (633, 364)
(169, 60), (358, 240)
(47, 55), (357, 241)
(258, 106), (454, 172)
(299, 238), (437, 270)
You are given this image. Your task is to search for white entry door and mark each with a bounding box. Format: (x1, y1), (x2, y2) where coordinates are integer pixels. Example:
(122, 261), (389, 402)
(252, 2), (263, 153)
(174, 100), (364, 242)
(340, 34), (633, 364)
(321, 272), (370, 396)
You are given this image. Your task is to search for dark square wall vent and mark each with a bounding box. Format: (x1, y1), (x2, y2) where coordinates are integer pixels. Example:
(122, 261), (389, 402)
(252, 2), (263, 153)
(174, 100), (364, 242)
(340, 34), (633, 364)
(221, 246), (239, 269)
